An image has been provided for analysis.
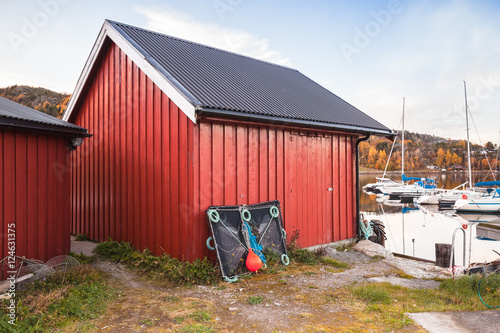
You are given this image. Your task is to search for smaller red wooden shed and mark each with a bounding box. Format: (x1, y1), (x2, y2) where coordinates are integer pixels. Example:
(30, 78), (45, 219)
(63, 20), (393, 261)
(0, 97), (90, 265)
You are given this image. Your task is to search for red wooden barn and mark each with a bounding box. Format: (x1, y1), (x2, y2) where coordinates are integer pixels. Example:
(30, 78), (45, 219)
(0, 97), (89, 264)
(63, 20), (392, 261)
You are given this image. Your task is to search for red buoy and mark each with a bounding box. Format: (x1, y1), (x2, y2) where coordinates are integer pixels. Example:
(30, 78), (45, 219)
(462, 194), (467, 200)
(246, 248), (263, 272)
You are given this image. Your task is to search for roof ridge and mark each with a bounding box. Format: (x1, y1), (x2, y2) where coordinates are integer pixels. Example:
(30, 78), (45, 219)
(105, 19), (298, 72)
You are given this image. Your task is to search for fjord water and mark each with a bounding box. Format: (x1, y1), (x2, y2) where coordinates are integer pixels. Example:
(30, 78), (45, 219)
(360, 172), (500, 265)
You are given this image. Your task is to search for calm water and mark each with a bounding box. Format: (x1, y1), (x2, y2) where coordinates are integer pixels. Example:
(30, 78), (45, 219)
(360, 172), (500, 265)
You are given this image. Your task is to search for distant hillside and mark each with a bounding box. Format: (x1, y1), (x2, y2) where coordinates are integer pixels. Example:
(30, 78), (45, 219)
(0, 85), (70, 118)
(361, 131), (499, 172)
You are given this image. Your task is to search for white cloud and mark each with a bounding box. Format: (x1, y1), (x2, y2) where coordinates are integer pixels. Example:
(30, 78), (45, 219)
(133, 5), (291, 67)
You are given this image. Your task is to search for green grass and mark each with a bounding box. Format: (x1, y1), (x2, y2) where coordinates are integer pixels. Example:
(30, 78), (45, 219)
(177, 324), (215, 333)
(247, 296), (264, 305)
(0, 265), (115, 333)
(351, 283), (392, 305)
(93, 240), (220, 285)
(74, 234), (88, 241)
(189, 311), (212, 322)
(348, 275), (500, 331)
(68, 252), (97, 264)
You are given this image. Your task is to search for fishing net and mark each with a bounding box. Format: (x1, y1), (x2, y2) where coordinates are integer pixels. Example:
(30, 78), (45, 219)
(1, 255), (80, 291)
(206, 200), (288, 281)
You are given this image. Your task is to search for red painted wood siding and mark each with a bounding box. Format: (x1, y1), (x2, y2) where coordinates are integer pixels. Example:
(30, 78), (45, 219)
(194, 120), (358, 249)
(0, 129), (71, 265)
(71, 43), (196, 260)
(70, 42), (359, 260)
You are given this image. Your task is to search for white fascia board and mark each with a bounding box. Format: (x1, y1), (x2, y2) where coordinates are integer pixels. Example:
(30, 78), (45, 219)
(63, 21), (197, 124)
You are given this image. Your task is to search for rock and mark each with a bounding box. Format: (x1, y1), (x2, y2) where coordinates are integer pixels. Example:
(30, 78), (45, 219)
(353, 240), (394, 259)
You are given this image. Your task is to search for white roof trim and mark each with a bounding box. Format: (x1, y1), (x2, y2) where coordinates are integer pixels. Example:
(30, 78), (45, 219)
(63, 21), (197, 123)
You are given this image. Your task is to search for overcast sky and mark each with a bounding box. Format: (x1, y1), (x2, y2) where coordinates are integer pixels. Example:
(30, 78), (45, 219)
(1, 0), (499, 144)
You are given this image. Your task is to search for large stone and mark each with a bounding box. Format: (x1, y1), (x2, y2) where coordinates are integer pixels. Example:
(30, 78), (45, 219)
(353, 240), (394, 259)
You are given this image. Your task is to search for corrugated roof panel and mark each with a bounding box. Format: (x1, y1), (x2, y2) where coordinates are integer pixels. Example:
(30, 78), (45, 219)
(109, 21), (391, 133)
(0, 96), (88, 134)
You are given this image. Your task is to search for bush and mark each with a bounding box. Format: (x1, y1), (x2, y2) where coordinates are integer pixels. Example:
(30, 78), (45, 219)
(94, 241), (220, 285)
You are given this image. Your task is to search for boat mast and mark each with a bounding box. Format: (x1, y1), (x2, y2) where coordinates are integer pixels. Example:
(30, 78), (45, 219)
(402, 97), (405, 181)
(463, 81), (473, 188)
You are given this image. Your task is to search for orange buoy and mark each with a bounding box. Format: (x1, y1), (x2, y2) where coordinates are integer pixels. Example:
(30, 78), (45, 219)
(245, 248), (263, 272)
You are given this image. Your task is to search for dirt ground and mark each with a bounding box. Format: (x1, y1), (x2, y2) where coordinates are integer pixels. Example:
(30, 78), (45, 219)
(69, 244), (453, 333)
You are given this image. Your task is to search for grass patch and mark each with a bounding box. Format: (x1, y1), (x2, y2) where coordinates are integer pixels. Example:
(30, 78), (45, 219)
(247, 296), (264, 305)
(69, 252), (97, 265)
(74, 234), (88, 241)
(285, 230), (350, 268)
(348, 275), (500, 331)
(351, 283), (392, 305)
(177, 324), (215, 333)
(93, 240), (220, 285)
(165, 295), (181, 303)
(0, 265), (115, 333)
(189, 311), (212, 322)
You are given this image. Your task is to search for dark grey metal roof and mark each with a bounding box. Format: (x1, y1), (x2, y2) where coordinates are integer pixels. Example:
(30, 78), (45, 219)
(0, 96), (89, 136)
(108, 20), (393, 135)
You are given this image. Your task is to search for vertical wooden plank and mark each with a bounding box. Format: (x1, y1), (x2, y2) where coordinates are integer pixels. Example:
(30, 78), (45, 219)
(276, 129), (284, 225)
(296, 134), (305, 245)
(15, 133), (27, 258)
(236, 125), (248, 205)
(108, 45), (115, 240)
(3, 133), (16, 260)
(259, 127), (269, 202)
(121, 51), (129, 242)
(187, 119), (196, 260)
(170, 100), (180, 258)
(248, 126), (259, 204)
(103, 50), (110, 241)
(37, 136), (47, 259)
(339, 135), (347, 240)
(313, 136), (320, 245)
(178, 112), (189, 260)
(325, 135), (333, 243)
(153, 84), (162, 255)
(26, 134), (38, 258)
(60, 140), (71, 256)
(320, 136), (327, 244)
(199, 122), (213, 257)
(284, 131), (294, 234)
(223, 124), (237, 205)
(113, 43), (122, 241)
(212, 123), (224, 206)
(347, 137), (355, 238)
(47, 137), (58, 258)
(268, 129), (276, 200)
(146, 76), (154, 252)
(132, 61), (140, 247)
(332, 135), (340, 241)
(88, 88), (95, 240)
(84, 101), (90, 237)
(192, 124), (201, 258)
(139, 70), (147, 250)
(98, 63), (104, 241)
(161, 93), (171, 255)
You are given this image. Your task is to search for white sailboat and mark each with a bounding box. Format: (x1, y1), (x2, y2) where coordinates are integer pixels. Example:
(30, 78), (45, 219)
(454, 181), (500, 213)
(417, 81), (487, 207)
(378, 98), (437, 200)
